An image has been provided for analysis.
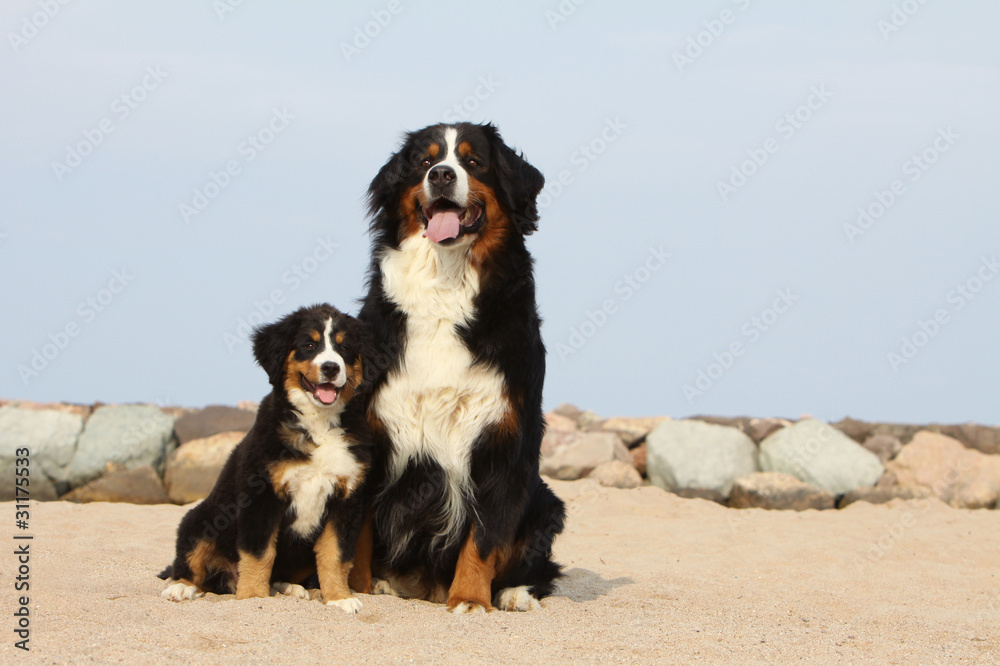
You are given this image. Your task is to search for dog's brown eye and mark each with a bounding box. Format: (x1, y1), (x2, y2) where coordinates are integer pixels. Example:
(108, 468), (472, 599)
(304, 342), (316, 351)
(420, 158), (432, 167)
(466, 158), (479, 167)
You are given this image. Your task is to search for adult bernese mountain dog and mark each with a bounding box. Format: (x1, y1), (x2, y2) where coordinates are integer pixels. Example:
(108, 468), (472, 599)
(357, 122), (566, 613)
(159, 304), (373, 614)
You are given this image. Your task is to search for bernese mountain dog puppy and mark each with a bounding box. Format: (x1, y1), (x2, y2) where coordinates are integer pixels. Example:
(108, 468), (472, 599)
(159, 304), (373, 614)
(357, 122), (566, 613)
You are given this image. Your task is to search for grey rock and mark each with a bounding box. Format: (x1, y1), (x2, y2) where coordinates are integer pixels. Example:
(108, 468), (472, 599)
(672, 487), (727, 505)
(758, 419), (884, 495)
(540, 430), (630, 480)
(0, 406), (83, 500)
(64, 405), (177, 488)
(551, 403), (583, 422)
(646, 419), (758, 497)
(729, 472), (835, 511)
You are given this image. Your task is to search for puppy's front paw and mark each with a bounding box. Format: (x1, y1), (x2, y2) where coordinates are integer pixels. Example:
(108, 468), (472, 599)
(270, 582), (310, 600)
(494, 586), (541, 612)
(371, 578), (400, 597)
(327, 597), (363, 614)
(449, 601), (488, 614)
(161, 582), (204, 602)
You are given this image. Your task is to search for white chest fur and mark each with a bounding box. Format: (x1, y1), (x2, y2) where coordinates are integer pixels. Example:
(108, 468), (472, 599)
(274, 426), (363, 538)
(373, 236), (507, 543)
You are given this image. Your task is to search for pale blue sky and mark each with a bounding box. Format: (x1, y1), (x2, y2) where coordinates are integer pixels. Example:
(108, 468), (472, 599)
(1, 1), (997, 424)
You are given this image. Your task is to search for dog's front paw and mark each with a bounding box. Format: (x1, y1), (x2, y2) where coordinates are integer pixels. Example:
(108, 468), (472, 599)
(327, 597), (363, 614)
(161, 582), (204, 602)
(449, 601), (488, 614)
(270, 582), (311, 600)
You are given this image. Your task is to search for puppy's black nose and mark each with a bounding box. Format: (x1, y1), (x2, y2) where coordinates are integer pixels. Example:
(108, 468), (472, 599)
(428, 165), (456, 184)
(320, 362), (340, 380)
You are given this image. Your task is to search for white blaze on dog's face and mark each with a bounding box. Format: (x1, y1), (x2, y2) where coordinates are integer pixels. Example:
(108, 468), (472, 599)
(417, 126), (487, 246)
(284, 317), (351, 410)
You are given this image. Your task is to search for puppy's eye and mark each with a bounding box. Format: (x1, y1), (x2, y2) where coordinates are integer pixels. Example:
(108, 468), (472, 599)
(303, 342), (317, 351)
(466, 157), (479, 168)
(420, 158), (432, 168)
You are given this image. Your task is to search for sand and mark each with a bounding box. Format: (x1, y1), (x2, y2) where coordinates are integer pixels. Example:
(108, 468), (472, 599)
(1, 480), (998, 664)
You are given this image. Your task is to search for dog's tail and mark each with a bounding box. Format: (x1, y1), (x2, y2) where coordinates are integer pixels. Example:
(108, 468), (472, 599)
(157, 565), (173, 580)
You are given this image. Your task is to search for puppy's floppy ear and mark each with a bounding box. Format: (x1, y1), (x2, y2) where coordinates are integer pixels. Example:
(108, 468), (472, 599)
(489, 125), (545, 235)
(251, 311), (300, 387)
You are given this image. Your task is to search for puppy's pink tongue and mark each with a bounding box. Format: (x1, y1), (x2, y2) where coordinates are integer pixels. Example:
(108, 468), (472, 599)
(315, 384), (338, 404)
(425, 210), (461, 243)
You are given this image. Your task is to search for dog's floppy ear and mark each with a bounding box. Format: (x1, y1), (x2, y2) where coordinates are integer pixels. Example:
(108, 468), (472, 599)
(251, 311), (300, 387)
(367, 131), (423, 220)
(347, 316), (375, 394)
(489, 125), (545, 235)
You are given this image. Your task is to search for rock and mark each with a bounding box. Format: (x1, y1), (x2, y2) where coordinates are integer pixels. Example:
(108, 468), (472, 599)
(62, 465), (170, 504)
(577, 410), (605, 431)
(164, 431), (244, 504)
(869, 423), (924, 446)
(729, 472), (835, 511)
(744, 418), (790, 445)
(862, 434), (902, 464)
(2, 400), (92, 420)
(64, 405), (177, 488)
(236, 400), (259, 413)
(173, 405), (257, 445)
(544, 412), (578, 433)
(0, 406), (83, 500)
(540, 430), (630, 480)
(587, 460), (643, 489)
(551, 403), (583, 422)
(838, 485), (936, 509)
(689, 415), (753, 432)
(599, 416), (670, 448)
(646, 420), (758, 497)
(671, 488), (727, 505)
(758, 419), (884, 495)
(934, 423), (1000, 456)
(831, 417), (872, 444)
(880, 431), (1000, 509)
(631, 442), (647, 477)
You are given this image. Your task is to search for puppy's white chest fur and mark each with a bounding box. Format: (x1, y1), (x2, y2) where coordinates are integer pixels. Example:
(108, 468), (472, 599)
(373, 236), (507, 543)
(274, 425), (363, 538)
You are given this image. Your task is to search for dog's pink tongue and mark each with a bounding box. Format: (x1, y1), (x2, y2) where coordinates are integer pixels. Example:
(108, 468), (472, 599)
(316, 384), (338, 405)
(425, 210), (461, 243)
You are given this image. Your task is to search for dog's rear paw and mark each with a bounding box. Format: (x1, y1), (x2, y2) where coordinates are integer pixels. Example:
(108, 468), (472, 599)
(327, 597), (363, 614)
(449, 601), (488, 614)
(493, 586), (541, 612)
(270, 582), (310, 600)
(161, 582), (204, 602)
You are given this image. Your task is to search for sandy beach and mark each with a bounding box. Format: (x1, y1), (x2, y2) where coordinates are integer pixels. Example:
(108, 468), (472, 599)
(2, 479), (998, 664)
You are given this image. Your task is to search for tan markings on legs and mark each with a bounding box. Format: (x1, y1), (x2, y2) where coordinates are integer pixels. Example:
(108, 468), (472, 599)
(348, 513), (374, 594)
(446, 527), (496, 611)
(314, 521), (352, 603)
(235, 530), (278, 600)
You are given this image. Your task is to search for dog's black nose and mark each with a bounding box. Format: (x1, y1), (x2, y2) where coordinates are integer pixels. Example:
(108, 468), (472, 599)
(428, 165), (456, 184)
(321, 362), (340, 380)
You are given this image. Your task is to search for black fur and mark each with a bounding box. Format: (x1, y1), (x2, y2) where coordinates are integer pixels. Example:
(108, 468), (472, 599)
(159, 304), (373, 599)
(360, 123), (565, 605)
